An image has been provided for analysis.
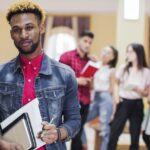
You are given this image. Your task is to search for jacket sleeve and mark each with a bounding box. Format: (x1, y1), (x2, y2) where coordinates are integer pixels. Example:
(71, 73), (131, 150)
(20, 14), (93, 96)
(60, 68), (81, 139)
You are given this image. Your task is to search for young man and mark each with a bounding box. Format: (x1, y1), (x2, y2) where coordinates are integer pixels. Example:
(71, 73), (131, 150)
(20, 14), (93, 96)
(0, 138), (23, 150)
(0, 1), (81, 150)
(59, 31), (95, 150)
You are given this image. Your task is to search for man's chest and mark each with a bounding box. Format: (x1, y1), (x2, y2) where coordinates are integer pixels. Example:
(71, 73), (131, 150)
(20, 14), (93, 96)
(70, 57), (88, 76)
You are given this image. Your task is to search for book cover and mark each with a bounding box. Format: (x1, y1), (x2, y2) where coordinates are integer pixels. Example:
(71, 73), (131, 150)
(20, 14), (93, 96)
(80, 61), (100, 78)
(0, 113), (36, 150)
(0, 98), (45, 149)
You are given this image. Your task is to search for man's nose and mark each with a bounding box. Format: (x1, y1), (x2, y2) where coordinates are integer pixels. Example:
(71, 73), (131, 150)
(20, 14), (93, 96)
(86, 42), (90, 48)
(20, 29), (28, 39)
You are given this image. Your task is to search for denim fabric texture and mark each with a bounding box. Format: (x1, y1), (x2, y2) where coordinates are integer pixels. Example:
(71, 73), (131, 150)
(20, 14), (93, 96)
(87, 91), (113, 150)
(0, 53), (81, 150)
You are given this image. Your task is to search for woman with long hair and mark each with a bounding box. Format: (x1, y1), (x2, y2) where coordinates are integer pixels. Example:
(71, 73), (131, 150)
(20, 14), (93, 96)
(108, 43), (150, 150)
(87, 45), (118, 150)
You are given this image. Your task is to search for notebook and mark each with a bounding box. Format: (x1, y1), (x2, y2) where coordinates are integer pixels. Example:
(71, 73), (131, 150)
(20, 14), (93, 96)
(80, 61), (100, 78)
(0, 113), (36, 150)
(0, 98), (45, 149)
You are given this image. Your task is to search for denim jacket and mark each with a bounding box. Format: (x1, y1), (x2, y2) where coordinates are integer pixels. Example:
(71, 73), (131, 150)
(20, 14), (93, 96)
(0, 53), (81, 150)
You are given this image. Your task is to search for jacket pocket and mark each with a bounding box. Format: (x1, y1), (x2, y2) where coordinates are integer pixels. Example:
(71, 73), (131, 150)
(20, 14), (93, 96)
(44, 87), (65, 124)
(0, 83), (17, 121)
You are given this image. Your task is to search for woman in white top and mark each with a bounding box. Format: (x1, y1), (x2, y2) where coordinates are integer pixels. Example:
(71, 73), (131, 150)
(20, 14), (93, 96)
(108, 43), (150, 150)
(87, 45), (118, 150)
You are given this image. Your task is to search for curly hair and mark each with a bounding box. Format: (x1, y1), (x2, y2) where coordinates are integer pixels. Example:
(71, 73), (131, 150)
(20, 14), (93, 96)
(6, 0), (45, 23)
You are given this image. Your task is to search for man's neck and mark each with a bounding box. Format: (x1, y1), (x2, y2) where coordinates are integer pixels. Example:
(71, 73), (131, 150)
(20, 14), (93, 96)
(20, 49), (43, 60)
(77, 49), (86, 58)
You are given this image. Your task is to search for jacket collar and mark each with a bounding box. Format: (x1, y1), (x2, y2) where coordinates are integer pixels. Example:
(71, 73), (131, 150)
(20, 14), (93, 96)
(39, 54), (52, 75)
(13, 53), (52, 75)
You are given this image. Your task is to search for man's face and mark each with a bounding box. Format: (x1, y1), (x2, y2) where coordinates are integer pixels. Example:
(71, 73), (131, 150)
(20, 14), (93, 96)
(78, 36), (93, 54)
(10, 13), (44, 55)
(126, 46), (137, 63)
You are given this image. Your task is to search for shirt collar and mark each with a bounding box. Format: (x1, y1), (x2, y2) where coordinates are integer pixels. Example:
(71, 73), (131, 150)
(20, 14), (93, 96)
(19, 52), (44, 70)
(13, 53), (52, 75)
(76, 49), (89, 60)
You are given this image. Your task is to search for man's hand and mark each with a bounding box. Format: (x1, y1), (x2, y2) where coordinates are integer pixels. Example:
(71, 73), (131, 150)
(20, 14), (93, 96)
(87, 54), (98, 62)
(38, 122), (58, 144)
(77, 77), (92, 86)
(0, 138), (23, 150)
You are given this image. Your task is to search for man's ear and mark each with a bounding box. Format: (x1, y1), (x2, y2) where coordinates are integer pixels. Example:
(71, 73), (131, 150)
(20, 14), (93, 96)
(39, 23), (45, 34)
(10, 30), (14, 40)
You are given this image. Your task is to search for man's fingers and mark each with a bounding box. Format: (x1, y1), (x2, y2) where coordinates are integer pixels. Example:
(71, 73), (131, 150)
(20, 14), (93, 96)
(41, 121), (48, 126)
(40, 128), (58, 144)
(43, 124), (55, 130)
(9, 143), (23, 150)
(41, 137), (53, 144)
(41, 134), (57, 144)
(41, 129), (57, 138)
(15, 145), (23, 150)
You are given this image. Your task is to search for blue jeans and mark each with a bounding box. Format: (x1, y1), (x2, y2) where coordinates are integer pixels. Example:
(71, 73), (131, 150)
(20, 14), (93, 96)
(87, 91), (113, 150)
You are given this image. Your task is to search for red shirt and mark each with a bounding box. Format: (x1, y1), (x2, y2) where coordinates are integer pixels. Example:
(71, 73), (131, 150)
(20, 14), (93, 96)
(59, 49), (91, 104)
(20, 52), (45, 150)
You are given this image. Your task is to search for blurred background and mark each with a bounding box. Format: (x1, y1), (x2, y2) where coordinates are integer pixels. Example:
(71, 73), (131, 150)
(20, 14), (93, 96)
(0, 0), (149, 149)
(0, 0), (150, 65)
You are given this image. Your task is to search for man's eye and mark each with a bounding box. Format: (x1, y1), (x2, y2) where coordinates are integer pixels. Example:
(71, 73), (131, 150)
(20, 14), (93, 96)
(26, 26), (34, 31)
(12, 28), (21, 34)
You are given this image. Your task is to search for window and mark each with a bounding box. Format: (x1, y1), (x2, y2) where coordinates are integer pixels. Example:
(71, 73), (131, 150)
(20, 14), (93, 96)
(124, 0), (140, 20)
(45, 27), (76, 61)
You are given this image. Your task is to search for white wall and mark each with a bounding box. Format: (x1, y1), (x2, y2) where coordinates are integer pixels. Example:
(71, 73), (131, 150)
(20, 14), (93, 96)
(0, 0), (117, 13)
(116, 0), (146, 64)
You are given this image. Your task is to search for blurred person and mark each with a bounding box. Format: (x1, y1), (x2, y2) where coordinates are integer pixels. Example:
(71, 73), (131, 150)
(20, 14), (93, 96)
(0, 138), (23, 150)
(108, 43), (150, 150)
(87, 46), (118, 150)
(0, 1), (81, 150)
(59, 31), (95, 150)
(142, 86), (150, 150)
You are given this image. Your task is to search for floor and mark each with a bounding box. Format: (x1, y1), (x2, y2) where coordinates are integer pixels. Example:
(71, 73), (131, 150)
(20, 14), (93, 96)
(66, 125), (146, 150)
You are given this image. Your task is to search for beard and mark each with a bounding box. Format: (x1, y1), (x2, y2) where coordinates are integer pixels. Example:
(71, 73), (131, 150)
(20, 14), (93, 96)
(14, 37), (40, 55)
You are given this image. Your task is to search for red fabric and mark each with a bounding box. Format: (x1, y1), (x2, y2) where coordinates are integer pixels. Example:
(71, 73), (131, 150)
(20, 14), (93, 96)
(59, 49), (91, 104)
(20, 52), (45, 150)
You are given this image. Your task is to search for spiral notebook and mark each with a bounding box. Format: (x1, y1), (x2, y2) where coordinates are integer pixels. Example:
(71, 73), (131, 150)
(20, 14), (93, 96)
(0, 113), (36, 150)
